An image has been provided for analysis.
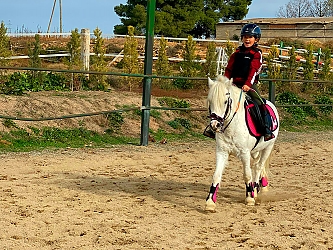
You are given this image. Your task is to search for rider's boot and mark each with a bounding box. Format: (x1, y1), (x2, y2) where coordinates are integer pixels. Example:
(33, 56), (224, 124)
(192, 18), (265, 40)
(203, 125), (215, 139)
(260, 105), (275, 141)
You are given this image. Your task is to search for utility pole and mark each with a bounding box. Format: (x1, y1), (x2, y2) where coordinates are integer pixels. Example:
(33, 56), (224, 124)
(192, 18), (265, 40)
(47, 0), (57, 33)
(47, 0), (63, 33)
(59, 0), (63, 33)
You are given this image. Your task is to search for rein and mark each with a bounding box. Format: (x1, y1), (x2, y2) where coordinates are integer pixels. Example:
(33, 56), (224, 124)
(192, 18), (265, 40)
(210, 90), (243, 132)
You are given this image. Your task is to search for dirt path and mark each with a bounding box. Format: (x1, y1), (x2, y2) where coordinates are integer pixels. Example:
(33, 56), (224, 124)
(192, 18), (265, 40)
(1, 131), (333, 249)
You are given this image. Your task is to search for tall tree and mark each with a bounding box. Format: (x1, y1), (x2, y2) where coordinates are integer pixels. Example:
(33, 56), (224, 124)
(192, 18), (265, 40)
(66, 28), (81, 70)
(114, 0), (252, 38)
(277, 0), (333, 17)
(203, 42), (217, 78)
(284, 46), (298, 81)
(319, 47), (331, 81)
(29, 34), (41, 69)
(28, 34), (44, 88)
(156, 37), (171, 88)
(90, 27), (108, 90)
(302, 43), (315, 92)
(0, 21), (11, 67)
(309, 0), (331, 16)
(65, 28), (82, 90)
(123, 26), (139, 91)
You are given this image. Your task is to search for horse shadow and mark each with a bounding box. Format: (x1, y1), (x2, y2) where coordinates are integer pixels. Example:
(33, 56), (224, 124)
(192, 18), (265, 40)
(51, 171), (246, 212)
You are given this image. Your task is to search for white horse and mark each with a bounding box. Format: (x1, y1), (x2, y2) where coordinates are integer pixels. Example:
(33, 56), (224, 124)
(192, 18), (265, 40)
(205, 75), (279, 211)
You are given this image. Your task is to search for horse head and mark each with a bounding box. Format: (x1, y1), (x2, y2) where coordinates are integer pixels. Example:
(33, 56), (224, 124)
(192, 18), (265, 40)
(207, 75), (235, 133)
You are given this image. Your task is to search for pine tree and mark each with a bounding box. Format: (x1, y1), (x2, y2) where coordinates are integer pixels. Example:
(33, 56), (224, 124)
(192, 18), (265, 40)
(302, 43), (315, 91)
(225, 39), (236, 58)
(28, 34), (43, 88)
(114, 0), (252, 37)
(203, 42), (217, 78)
(66, 28), (81, 69)
(0, 21), (11, 67)
(156, 37), (171, 89)
(179, 35), (200, 89)
(29, 34), (41, 69)
(266, 46), (282, 90)
(91, 27), (108, 90)
(285, 46), (298, 81)
(65, 28), (82, 90)
(319, 47), (331, 81)
(123, 26), (139, 91)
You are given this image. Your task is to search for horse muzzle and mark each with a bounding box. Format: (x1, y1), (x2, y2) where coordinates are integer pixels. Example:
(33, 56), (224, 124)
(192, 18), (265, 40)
(209, 113), (224, 132)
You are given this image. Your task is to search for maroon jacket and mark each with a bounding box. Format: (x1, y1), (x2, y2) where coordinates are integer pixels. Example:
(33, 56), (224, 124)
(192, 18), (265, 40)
(224, 44), (262, 88)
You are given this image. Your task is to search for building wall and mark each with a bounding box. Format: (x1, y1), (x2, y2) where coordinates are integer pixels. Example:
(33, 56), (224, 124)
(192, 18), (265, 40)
(216, 19), (333, 43)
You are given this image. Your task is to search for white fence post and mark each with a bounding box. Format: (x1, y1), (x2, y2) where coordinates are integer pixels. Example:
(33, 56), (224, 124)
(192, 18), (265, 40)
(216, 47), (229, 75)
(81, 29), (90, 72)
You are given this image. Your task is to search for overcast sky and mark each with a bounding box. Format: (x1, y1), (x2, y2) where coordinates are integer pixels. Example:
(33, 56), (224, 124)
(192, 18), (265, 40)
(0, 0), (288, 35)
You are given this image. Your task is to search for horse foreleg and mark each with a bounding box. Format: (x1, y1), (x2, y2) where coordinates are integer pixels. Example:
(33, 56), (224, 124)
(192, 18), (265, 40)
(205, 150), (229, 212)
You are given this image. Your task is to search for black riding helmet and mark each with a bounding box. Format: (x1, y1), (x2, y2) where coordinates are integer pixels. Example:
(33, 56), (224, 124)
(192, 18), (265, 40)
(240, 23), (261, 41)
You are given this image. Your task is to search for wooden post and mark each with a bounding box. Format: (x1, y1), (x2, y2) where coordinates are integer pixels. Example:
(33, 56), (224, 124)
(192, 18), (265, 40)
(81, 29), (90, 72)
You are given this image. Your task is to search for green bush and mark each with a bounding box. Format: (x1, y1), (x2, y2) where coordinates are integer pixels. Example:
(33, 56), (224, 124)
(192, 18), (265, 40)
(2, 119), (18, 129)
(172, 78), (193, 89)
(105, 112), (124, 133)
(0, 71), (69, 95)
(276, 92), (318, 121)
(150, 109), (162, 119)
(168, 118), (191, 130)
(314, 95), (333, 115)
(157, 97), (190, 109)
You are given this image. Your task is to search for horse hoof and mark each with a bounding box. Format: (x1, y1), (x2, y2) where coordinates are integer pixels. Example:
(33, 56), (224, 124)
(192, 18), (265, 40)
(205, 199), (216, 212)
(245, 197), (255, 206)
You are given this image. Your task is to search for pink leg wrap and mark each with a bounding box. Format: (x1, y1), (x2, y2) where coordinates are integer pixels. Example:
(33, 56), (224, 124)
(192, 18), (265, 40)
(212, 184), (219, 202)
(261, 177), (268, 187)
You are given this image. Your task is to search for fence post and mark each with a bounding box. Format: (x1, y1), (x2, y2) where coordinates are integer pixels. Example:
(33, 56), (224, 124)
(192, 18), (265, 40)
(140, 0), (156, 146)
(268, 81), (276, 104)
(81, 28), (90, 72)
(316, 48), (321, 70)
(279, 41), (283, 56)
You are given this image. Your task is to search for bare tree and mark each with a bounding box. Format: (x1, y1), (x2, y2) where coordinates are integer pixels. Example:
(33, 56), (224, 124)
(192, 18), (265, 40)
(327, 0), (333, 15)
(277, 0), (311, 17)
(277, 0), (333, 17)
(309, 0), (331, 16)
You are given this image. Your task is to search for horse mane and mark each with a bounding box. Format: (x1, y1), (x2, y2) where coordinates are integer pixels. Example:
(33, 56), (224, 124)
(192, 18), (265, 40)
(207, 75), (242, 112)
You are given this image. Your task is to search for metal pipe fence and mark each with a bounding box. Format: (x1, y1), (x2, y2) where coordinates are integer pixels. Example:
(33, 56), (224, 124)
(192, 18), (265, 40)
(0, 65), (331, 148)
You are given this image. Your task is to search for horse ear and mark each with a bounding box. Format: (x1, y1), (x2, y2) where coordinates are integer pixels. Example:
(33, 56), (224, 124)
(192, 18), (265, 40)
(208, 77), (214, 88)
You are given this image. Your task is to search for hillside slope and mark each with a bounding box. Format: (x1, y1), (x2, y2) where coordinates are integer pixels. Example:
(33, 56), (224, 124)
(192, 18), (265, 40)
(0, 89), (208, 137)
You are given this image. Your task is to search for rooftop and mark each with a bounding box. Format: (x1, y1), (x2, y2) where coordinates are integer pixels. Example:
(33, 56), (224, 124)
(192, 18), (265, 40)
(219, 17), (333, 25)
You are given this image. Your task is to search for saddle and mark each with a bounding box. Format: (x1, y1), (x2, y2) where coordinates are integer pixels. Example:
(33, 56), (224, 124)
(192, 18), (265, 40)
(244, 96), (278, 138)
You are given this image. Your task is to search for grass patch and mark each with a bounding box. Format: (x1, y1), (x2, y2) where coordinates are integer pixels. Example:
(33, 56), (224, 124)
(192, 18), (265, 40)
(0, 127), (140, 152)
(280, 117), (333, 132)
(149, 128), (204, 142)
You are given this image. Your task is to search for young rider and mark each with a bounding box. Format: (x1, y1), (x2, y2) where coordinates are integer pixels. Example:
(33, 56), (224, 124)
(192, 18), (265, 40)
(204, 23), (275, 141)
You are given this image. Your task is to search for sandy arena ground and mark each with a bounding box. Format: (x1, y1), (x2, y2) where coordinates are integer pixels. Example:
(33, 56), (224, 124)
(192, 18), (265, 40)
(0, 131), (333, 249)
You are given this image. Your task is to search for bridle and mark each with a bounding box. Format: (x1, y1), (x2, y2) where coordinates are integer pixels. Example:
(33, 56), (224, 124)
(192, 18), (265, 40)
(209, 90), (243, 133)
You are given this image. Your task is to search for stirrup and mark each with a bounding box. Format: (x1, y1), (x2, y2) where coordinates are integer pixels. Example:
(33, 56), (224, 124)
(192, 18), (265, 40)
(264, 133), (275, 141)
(203, 126), (215, 139)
